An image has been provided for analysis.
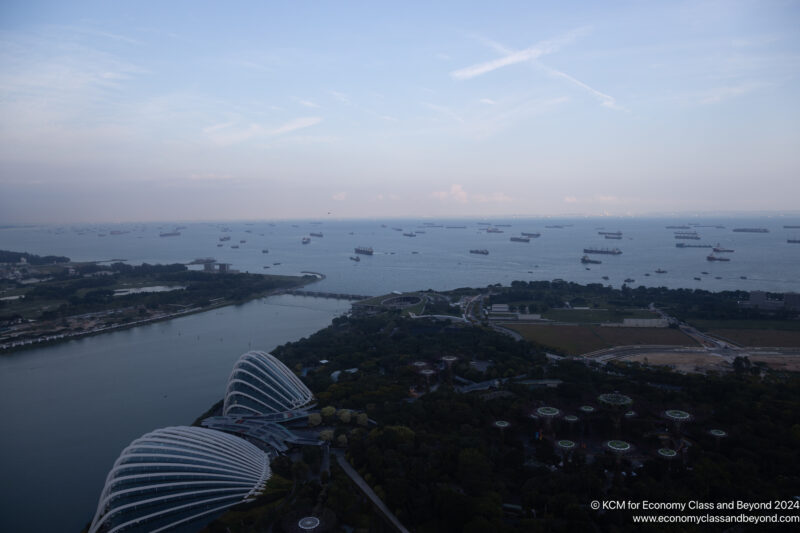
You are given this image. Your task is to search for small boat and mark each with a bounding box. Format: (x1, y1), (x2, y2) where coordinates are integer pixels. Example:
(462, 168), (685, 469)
(262, 249), (269, 253)
(403, 232), (416, 237)
(624, 278), (635, 283)
(694, 277), (702, 281)
(470, 249), (489, 255)
(349, 256), (360, 262)
(510, 236), (530, 243)
(302, 237), (311, 244)
(273, 262), (281, 265)
(740, 276), (747, 279)
(655, 268), (667, 273)
(216, 244), (223, 247)
(239, 240), (246, 243)
(263, 266), (270, 269)
(231, 245), (239, 249)
(602, 276), (609, 280)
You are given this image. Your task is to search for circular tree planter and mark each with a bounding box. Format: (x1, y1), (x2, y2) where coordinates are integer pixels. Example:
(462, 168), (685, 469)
(298, 517), (321, 530)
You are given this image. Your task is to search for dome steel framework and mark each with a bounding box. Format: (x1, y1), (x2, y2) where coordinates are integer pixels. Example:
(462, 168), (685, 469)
(89, 426), (270, 533)
(223, 351), (313, 416)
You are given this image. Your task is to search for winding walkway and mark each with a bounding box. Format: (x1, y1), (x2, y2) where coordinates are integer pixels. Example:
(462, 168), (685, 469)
(331, 450), (410, 533)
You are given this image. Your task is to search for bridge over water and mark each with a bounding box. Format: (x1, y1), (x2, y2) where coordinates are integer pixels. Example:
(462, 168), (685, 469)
(283, 289), (372, 301)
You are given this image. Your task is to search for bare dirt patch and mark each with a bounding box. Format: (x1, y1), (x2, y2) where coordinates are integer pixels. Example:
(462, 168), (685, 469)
(625, 352), (729, 373)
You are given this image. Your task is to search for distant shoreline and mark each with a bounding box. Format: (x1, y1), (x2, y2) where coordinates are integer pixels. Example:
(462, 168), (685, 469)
(1, 276), (324, 355)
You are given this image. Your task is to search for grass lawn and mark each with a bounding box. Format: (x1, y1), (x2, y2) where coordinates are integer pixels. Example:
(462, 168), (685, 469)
(542, 308), (658, 324)
(690, 319), (800, 332)
(506, 324), (698, 355)
(708, 329), (800, 347)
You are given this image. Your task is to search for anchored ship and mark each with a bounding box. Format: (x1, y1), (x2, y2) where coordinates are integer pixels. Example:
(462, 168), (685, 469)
(676, 243), (712, 248)
(713, 244), (734, 252)
(581, 255), (601, 264)
(355, 246), (373, 255)
(583, 247), (622, 255)
(510, 236), (530, 243)
(521, 232), (541, 238)
(310, 232), (323, 237)
(706, 254), (730, 262)
(733, 228), (769, 233)
(470, 249), (489, 255)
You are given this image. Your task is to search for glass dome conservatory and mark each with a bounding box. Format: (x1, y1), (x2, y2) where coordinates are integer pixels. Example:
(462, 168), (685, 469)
(223, 351), (313, 416)
(89, 426), (270, 533)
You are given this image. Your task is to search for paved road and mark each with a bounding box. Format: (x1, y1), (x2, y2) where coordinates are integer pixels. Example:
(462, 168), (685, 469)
(332, 449), (410, 533)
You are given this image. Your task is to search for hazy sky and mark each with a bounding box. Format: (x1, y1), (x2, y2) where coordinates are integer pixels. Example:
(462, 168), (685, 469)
(1, 1), (799, 223)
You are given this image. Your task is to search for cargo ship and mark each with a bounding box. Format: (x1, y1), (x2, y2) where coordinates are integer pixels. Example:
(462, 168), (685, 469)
(403, 232), (416, 237)
(159, 231), (181, 237)
(583, 247), (622, 255)
(510, 236), (530, 243)
(486, 227), (503, 233)
(581, 255), (601, 264)
(604, 235), (622, 240)
(784, 225), (800, 229)
(310, 232), (323, 237)
(713, 244), (734, 252)
(788, 239), (800, 243)
(521, 232), (541, 238)
(666, 225), (690, 229)
(355, 246), (373, 255)
(598, 231), (622, 236)
(706, 254), (730, 262)
(675, 234), (700, 240)
(676, 243), (712, 248)
(469, 249), (489, 255)
(733, 228), (769, 233)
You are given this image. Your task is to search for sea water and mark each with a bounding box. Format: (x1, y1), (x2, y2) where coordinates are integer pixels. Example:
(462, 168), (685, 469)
(2, 216), (799, 295)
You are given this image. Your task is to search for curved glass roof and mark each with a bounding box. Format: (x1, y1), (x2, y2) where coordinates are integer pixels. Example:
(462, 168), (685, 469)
(89, 426), (269, 533)
(223, 351), (313, 416)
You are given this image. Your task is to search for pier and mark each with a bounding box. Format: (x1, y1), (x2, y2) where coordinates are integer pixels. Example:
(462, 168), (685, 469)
(283, 289), (372, 301)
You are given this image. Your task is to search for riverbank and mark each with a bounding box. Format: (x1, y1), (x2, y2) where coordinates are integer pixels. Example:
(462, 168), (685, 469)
(1, 266), (325, 354)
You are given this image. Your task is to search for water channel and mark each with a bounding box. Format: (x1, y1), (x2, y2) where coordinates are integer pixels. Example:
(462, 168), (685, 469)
(0, 294), (351, 533)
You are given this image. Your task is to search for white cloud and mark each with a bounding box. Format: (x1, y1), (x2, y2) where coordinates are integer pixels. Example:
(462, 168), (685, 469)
(268, 116), (322, 135)
(202, 117), (322, 145)
(699, 82), (767, 104)
(432, 185), (512, 204)
(451, 28), (585, 80)
(423, 102), (464, 124)
(293, 97), (320, 108)
(432, 184), (469, 203)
